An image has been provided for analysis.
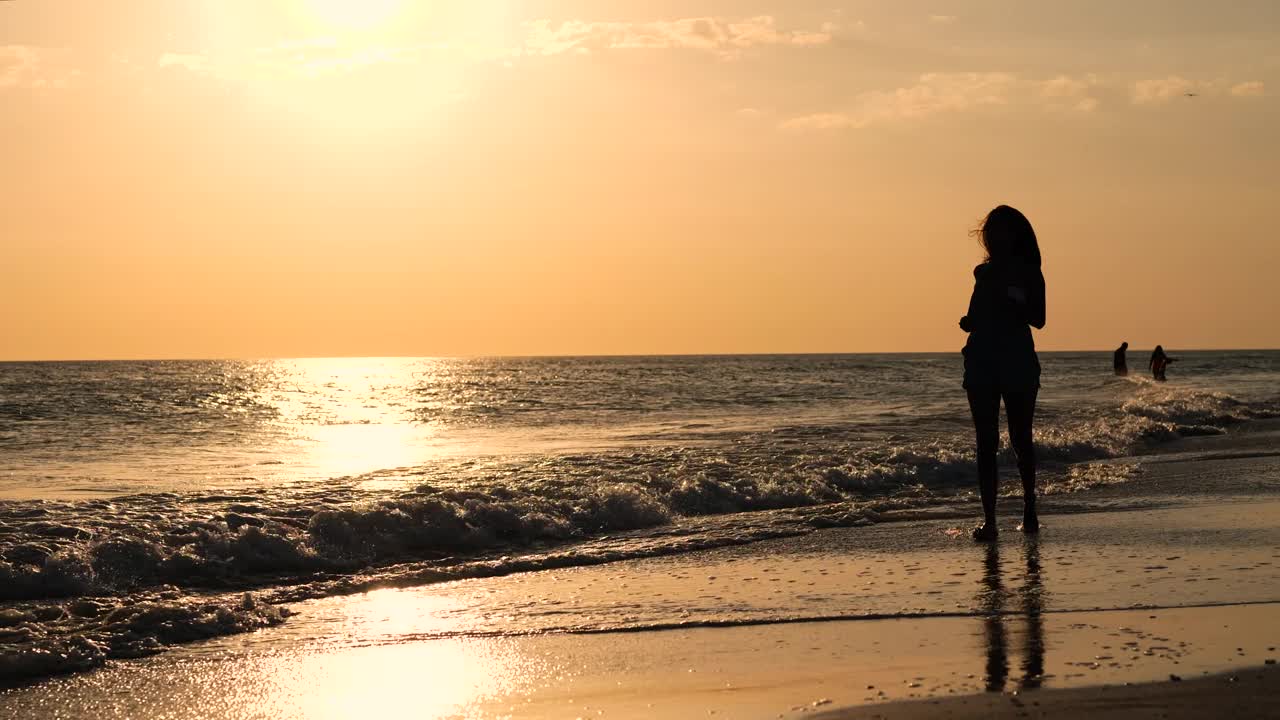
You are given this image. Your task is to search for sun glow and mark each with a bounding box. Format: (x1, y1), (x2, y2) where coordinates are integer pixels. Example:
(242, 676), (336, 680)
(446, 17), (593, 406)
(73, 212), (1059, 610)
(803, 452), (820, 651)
(305, 0), (408, 32)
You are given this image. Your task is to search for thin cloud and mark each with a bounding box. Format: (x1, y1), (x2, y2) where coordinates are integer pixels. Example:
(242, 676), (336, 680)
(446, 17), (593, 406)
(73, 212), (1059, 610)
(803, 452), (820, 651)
(0, 45), (78, 88)
(1132, 76), (1266, 103)
(1038, 74), (1101, 112)
(787, 71), (1269, 130)
(781, 112), (859, 131)
(1131, 75), (1201, 104)
(783, 72), (1018, 131)
(119, 17), (846, 86)
(522, 16), (837, 58)
(1230, 80), (1265, 97)
(157, 52), (208, 73)
(150, 39), (505, 83)
(0, 45), (41, 87)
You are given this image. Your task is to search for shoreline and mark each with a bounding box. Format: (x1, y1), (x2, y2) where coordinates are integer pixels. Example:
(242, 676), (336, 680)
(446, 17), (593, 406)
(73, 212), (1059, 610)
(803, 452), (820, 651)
(4, 449), (1279, 717)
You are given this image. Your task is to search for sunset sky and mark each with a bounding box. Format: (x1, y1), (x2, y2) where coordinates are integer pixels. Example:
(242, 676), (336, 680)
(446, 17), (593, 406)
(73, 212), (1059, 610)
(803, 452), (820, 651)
(3, 0), (1278, 359)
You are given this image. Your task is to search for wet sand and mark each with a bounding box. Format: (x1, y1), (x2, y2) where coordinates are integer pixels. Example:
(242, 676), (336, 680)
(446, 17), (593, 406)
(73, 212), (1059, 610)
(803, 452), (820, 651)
(1, 594), (1277, 718)
(2, 440), (1279, 718)
(820, 666), (1280, 720)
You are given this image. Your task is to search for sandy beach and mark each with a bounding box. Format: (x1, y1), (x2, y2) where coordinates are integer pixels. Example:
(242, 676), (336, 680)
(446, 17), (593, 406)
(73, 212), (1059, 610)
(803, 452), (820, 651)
(3, 424), (1278, 719)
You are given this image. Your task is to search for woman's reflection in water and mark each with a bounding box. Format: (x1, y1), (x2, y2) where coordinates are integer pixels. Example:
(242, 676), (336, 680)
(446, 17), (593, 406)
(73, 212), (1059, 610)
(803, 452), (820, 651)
(1020, 540), (1045, 689)
(979, 539), (1046, 693)
(980, 543), (1009, 691)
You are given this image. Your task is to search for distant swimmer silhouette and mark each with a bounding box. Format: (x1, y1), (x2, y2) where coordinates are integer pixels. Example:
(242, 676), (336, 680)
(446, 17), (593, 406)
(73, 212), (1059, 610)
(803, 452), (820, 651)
(1114, 342), (1129, 376)
(1150, 345), (1175, 381)
(959, 205), (1045, 542)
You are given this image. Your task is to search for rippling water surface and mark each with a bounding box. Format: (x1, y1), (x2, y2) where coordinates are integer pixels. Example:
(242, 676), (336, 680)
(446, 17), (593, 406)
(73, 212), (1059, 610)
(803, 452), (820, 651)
(4, 352), (1276, 498)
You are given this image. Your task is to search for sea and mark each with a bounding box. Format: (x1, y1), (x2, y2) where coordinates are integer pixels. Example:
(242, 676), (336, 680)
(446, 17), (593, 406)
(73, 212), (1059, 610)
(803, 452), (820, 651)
(1, 351), (1278, 682)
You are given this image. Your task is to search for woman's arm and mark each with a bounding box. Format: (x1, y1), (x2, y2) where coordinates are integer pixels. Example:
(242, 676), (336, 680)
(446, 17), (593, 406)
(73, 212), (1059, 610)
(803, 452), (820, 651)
(1027, 270), (1046, 329)
(959, 266), (983, 333)
(1009, 269), (1046, 330)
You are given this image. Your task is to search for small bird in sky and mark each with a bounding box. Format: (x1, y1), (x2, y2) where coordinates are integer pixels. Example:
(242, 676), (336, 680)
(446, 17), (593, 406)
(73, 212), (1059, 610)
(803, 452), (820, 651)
(1185, 92), (1200, 97)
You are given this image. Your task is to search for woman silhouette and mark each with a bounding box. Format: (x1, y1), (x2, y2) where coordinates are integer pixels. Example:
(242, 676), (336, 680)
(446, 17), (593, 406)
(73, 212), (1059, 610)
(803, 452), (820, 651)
(1149, 345), (1174, 381)
(958, 206), (1046, 541)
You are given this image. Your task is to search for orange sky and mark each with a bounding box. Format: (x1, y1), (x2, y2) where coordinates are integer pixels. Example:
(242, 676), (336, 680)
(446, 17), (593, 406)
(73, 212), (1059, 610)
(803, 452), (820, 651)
(3, 1), (1278, 359)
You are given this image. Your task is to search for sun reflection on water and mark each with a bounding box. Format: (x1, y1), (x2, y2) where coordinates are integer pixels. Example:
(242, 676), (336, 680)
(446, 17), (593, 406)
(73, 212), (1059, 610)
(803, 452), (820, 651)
(250, 639), (544, 720)
(297, 422), (431, 480)
(263, 357), (444, 483)
(333, 587), (475, 641)
(242, 587), (547, 719)
(266, 357), (426, 425)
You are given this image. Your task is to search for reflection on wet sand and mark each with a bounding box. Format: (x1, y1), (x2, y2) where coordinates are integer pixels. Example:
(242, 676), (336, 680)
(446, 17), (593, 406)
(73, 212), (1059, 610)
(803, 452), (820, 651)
(980, 539), (1046, 692)
(1021, 540), (1046, 689)
(980, 543), (1008, 691)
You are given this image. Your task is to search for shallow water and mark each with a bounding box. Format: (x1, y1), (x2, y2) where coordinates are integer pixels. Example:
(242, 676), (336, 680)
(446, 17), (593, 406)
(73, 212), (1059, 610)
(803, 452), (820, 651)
(1, 352), (1277, 682)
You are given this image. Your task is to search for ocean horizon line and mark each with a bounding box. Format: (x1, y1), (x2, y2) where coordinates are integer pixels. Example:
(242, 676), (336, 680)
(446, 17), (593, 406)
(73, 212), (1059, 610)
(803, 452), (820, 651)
(1, 348), (1277, 364)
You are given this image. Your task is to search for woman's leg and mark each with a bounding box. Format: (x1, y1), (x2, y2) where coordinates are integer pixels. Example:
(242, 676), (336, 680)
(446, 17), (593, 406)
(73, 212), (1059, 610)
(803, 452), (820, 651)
(1003, 388), (1039, 531)
(967, 387), (1002, 535)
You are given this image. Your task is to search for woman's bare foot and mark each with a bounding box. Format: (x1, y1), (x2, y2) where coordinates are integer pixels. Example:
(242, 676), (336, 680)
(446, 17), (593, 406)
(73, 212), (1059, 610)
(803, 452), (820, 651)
(972, 523), (999, 542)
(1018, 513), (1040, 534)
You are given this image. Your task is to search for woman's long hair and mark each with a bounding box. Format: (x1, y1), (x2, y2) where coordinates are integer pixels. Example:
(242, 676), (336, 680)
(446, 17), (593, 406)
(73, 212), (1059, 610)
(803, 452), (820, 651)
(974, 205), (1041, 268)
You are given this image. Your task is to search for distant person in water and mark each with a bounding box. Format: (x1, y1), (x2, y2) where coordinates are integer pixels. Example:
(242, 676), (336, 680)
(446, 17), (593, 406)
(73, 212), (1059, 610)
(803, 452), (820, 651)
(959, 205), (1046, 542)
(1114, 342), (1129, 376)
(1150, 345), (1175, 381)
